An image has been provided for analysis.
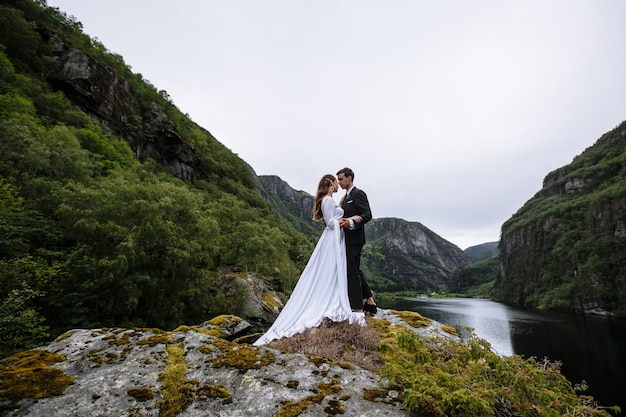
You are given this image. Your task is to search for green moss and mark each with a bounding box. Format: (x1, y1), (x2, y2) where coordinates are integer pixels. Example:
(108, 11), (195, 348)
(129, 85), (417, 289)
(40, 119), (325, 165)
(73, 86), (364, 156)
(127, 387), (154, 401)
(0, 350), (74, 406)
(379, 328), (618, 416)
(286, 380), (299, 389)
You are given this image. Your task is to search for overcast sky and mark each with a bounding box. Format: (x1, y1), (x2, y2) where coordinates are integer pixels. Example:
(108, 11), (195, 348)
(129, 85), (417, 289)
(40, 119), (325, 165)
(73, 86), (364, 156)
(47, 0), (626, 249)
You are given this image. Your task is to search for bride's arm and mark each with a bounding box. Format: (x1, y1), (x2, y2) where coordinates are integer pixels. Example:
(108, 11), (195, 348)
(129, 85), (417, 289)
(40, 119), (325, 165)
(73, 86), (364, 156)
(322, 197), (338, 228)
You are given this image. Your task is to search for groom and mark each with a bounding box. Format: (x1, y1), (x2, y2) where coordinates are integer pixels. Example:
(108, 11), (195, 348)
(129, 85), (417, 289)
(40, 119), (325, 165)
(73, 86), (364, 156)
(337, 167), (377, 314)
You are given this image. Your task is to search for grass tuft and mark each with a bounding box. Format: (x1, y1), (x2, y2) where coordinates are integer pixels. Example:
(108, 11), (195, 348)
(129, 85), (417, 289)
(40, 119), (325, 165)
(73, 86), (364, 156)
(266, 318), (383, 373)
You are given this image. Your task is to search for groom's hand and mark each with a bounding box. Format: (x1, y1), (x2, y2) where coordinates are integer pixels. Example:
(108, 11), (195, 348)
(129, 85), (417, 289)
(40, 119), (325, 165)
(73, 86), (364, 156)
(339, 218), (350, 228)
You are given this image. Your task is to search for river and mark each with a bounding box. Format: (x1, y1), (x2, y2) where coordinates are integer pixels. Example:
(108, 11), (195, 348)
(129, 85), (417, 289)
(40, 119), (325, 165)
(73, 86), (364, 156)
(382, 297), (626, 412)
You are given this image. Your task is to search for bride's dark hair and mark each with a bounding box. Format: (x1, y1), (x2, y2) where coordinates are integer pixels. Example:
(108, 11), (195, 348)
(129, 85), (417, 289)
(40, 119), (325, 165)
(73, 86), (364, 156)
(313, 174), (335, 221)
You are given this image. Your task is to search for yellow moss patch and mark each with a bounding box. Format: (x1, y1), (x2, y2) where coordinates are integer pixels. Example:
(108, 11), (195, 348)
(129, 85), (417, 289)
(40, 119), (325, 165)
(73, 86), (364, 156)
(196, 384), (231, 402)
(137, 334), (172, 347)
(263, 293), (282, 310)
(104, 331), (130, 346)
(201, 328), (222, 338)
(127, 387), (154, 401)
(133, 327), (167, 334)
(324, 399), (345, 415)
(207, 337), (235, 352)
(54, 332), (73, 342)
(85, 345), (127, 366)
(363, 388), (389, 401)
(172, 325), (192, 333)
(0, 350), (74, 405)
(207, 314), (242, 326)
(277, 379), (344, 417)
(158, 343), (195, 417)
(198, 345), (214, 354)
(392, 310), (432, 328)
(307, 355), (330, 368)
(212, 345), (276, 371)
(336, 361), (355, 370)
(441, 324), (458, 336)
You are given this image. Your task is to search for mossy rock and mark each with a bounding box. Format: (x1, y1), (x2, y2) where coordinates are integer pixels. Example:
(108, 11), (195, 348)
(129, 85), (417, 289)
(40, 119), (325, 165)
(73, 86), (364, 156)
(0, 350), (74, 406)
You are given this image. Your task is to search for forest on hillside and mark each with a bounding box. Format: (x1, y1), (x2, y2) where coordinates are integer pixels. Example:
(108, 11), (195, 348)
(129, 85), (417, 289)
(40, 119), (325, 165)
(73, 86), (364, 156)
(0, 0), (313, 358)
(495, 122), (626, 315)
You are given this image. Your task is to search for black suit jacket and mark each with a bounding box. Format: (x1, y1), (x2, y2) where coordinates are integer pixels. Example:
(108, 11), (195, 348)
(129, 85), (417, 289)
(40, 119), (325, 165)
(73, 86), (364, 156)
(342, 187), (372, 246)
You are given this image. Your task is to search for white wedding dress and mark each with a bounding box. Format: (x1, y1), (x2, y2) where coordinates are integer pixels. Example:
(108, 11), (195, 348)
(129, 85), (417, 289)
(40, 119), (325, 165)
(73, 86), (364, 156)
(254, 196), (366, 345)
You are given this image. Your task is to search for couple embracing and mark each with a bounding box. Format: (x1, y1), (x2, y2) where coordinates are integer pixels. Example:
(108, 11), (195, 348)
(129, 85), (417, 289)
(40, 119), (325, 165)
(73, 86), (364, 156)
(254, 167), (377, 346)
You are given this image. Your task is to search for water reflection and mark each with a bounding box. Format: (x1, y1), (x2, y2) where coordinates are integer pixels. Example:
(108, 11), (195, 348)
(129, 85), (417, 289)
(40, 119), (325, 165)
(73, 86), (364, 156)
(396, 297), (514, 356)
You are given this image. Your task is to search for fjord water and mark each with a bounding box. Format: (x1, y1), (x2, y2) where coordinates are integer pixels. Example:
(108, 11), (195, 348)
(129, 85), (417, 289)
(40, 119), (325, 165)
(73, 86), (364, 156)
(383, 297), (626, 412)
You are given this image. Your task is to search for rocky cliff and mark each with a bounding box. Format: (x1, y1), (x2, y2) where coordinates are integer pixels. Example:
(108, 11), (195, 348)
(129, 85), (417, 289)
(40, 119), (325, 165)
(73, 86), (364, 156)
(496, 120), (626, 314)
(257, 175), (320, 238)
(47, 31), (200, 182)
(365, 218), (472, 291)
(0, 311), (457, 417)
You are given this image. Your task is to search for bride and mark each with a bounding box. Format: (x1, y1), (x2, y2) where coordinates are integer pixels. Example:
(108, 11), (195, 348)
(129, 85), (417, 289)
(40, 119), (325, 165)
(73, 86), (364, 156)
(253, 174), (366, 345)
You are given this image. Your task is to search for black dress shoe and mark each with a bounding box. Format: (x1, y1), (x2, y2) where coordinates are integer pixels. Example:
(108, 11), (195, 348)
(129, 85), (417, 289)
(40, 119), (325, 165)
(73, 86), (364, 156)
(363, 303), (377, 315)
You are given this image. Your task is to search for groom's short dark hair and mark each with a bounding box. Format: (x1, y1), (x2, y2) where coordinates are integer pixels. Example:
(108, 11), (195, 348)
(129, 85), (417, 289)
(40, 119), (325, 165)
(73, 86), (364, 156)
(337, 167), (354, 180)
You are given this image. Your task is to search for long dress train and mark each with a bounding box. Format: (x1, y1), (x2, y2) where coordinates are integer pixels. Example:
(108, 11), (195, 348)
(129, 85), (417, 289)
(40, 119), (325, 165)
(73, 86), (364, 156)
(253, 196), (366, 345)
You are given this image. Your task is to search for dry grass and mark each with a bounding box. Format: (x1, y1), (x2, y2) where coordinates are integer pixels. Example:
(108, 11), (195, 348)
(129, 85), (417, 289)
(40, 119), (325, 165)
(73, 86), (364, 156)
(266, 319), (384, 373)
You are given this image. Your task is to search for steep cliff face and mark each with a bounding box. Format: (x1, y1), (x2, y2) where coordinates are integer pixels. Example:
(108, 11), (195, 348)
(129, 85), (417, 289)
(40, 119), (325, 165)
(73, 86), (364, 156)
(496, 120), (626, 315)
(42, 27), (198, 181)
(366, 218), (472, 291)
(257, 175), (320, 237)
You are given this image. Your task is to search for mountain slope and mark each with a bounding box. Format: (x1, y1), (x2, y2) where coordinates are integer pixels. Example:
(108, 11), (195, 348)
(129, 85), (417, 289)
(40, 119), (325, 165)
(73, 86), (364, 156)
(364, 218), (472, 292)
(0, 0), (312, 356)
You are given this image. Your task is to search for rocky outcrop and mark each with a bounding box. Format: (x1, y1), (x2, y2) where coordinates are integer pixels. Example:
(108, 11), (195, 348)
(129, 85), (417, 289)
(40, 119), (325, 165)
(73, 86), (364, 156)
(366, 218), (472, 291)
(0, 311), (457, 416)
(497, 120), (626, 314)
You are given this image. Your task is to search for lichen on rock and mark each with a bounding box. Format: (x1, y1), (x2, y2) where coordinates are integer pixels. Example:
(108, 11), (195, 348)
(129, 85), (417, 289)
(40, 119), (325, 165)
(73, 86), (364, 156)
(0, 310), (447, 416)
